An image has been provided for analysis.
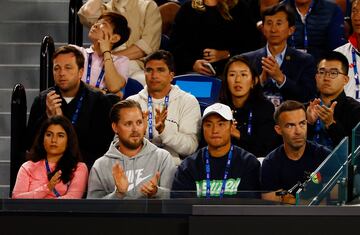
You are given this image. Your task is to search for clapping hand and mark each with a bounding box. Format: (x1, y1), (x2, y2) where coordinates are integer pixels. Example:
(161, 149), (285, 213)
(315, 101), (337, 128)
(140, 172), (160, 198)
(261, 56), (285, 85)
(112, 163), (129, 195)
(155, 106), (167, 134)
(306, 98), (337, 128)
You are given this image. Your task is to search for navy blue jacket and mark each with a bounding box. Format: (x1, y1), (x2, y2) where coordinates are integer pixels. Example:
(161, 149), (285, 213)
(286, 0), (346, 62)
(242, 46), (317, 103)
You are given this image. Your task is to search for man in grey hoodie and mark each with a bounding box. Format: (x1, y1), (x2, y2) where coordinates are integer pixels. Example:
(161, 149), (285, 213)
(87, 99), (176, 199)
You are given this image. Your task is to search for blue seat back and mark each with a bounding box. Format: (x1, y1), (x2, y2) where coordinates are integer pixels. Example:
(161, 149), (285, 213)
(123, 78), (144, 99)
(172, 74), (222, 113)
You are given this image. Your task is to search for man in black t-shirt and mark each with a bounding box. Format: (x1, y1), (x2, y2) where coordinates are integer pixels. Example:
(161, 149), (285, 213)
(261, 100), (331, 204)
(172, 103), (260, 198)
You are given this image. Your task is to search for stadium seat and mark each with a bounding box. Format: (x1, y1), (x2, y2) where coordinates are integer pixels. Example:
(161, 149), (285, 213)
(123, 77), (144, 99)
(172, 73), (222, 113)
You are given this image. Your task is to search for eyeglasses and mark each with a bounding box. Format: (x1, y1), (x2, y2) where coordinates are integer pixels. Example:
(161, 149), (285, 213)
(316, 68), (347, 79)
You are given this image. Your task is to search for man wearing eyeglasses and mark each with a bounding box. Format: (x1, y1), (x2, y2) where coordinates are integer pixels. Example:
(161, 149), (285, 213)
(307, 51), (360, 149)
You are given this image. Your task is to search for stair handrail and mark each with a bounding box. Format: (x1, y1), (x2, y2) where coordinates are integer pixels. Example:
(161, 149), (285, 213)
(68, 0), (83, 46)
(40, 35), (55, 91)
(10, 83), (27, 197)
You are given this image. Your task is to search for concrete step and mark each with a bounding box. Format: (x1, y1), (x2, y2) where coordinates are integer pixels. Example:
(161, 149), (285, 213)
(0, 21), (90, 43)
(0, 43), (65, 65)
(0, 137), (10, 161)
(0, 88), (38, 113)
(0, 161), (10, 186)
(0, 185), (10, 198)
(0, 113), (11, 137)
(0, 65), (40, 89)
(0, 113), (31, 136)
(0, 43), (41, 65)
(0, 1), (69, 21)
(0, 41), (91, 64)
(0, 21), (69, 43)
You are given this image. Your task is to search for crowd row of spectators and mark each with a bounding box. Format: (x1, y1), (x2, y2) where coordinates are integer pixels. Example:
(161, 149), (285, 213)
(9, 0), (360, 203)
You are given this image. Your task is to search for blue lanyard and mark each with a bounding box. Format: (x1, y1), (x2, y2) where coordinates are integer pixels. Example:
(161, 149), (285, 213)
(45, 159), (61, 197)
(204, 145), (234, 198)
(86, 53), (105, 88)
(71, 89), (85, 125)
(313, 100), (333, 147)
(147, 95), (169, 141)
(314, 99), (325, 142)
(247, 110), (253, 136)
(351, 48), (360, 99)
(292, 1), (313, 50)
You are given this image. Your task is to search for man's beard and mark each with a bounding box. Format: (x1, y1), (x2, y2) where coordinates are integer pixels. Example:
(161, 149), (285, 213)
(119, 132), (143, 150)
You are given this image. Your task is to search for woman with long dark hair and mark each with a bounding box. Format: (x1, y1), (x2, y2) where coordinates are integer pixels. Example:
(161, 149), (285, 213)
(220, 55), (280, 158)
(12, 116), (88, 198)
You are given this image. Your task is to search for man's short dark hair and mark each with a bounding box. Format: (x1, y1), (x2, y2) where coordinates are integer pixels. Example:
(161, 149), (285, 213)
(110, 99), (142, 123)
(98, 12), (131, 49)
(144, 50), (175, 72)
(261, 2), (295, 27)
(274, 100), (306, 124)
(53, 45), (85, 69)
(317, 51), (349, 75)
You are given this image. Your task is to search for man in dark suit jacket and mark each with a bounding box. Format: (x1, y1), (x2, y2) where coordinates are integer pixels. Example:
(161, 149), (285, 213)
(242, 3), (317, 105)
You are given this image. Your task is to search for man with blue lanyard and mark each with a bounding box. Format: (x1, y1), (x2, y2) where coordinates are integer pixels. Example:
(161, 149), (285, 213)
(261, 100), (331, 204)
(242, 3), (317, 105)
(335, 0), (360, 102)
(127, 50), (201, 165)
(171, 103), (260, 198)
(27, 45), (118, 169)
(307, 51), (360, 149)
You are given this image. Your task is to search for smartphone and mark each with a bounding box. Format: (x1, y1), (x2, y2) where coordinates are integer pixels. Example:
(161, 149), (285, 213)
(203, 62), (216, 76)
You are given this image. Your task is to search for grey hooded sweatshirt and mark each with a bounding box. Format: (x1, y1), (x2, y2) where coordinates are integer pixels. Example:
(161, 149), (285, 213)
(87, 138), (176, 199)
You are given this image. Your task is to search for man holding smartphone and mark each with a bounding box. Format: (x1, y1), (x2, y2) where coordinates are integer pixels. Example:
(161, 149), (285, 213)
(27, 45), (118, 169)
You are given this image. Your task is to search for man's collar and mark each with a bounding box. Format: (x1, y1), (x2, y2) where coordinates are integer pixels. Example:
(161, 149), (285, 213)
(331, 90), (346, 103)
(85, 47), (95, 54)
(266, 43), (287, 60)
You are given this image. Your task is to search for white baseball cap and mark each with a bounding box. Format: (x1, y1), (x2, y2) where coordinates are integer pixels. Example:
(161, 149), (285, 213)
(202, 103), (233, 121)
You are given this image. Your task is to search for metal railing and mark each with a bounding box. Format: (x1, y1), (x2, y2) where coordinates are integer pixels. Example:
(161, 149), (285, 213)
(68, 0), (83, 46)
(10, 84), (27, 196)
(40, 35), (55, 91)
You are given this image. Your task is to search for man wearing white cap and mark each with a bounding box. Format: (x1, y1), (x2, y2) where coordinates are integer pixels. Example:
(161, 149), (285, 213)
(171, 103), (260, 198)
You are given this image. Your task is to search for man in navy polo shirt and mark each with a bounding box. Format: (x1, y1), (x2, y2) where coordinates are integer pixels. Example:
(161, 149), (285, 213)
(261, 100), (331, 203)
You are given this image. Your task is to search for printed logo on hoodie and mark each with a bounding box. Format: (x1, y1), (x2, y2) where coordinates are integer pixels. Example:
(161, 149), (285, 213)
(126, 169), (152, 191)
